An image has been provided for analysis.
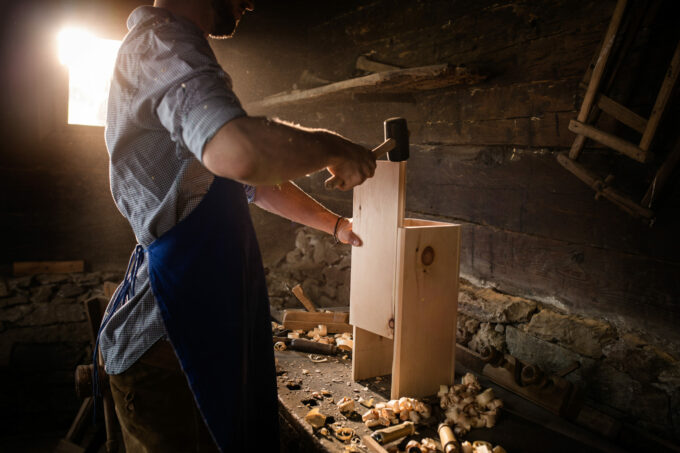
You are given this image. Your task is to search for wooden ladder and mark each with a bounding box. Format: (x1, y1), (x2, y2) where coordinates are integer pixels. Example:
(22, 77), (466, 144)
(558, 0), (680, 223)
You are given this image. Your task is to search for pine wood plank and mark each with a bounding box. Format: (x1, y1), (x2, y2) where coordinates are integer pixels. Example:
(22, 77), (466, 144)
(282, 310), (351, 334)
(349, 160), (405, 339)
(352, 326), (394, 381)
(391, 222), (460, 399)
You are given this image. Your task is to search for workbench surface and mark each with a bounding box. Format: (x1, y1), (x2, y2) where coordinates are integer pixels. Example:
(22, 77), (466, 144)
(275, 349), (627, 453)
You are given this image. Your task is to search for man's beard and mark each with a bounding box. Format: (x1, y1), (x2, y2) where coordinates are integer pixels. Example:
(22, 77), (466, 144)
(209, 0), (238, 39)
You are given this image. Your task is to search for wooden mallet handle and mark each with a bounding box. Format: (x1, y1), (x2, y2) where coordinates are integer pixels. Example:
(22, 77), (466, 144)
(324, 138), (396, 190)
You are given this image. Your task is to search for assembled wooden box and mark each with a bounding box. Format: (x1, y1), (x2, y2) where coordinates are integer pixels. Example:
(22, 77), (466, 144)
(350, 160), (461, 399)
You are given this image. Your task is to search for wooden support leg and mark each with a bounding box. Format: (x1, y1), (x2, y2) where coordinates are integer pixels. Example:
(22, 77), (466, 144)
(352, 326), (393, 382)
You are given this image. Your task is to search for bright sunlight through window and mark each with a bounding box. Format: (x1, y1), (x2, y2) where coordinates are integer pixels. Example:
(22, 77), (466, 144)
(58, 28), (121, 127)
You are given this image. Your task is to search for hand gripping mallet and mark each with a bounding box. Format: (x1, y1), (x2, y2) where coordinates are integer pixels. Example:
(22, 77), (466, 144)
(324, 117), (410, 190)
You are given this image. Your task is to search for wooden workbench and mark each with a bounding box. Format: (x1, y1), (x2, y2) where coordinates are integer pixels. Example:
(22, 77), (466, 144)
(275, 349), (628, 453)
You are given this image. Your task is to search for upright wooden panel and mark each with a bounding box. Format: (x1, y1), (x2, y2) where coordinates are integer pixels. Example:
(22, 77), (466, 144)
(352, 326), (394, 381)
(392, 222), (460, 399)
(349, 160), (405, 339)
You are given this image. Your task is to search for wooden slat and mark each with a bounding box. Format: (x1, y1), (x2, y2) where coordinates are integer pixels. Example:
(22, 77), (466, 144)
(568, 120), (649, 163)
(641, 137), (680, 208)
(291, 284), (318, 312)
(596, 93), (647, 133)
(12, 260), (84, 276)
(569, 0), (628, 160)
(352, 326), (394, 381)
(349, 160), (405, 339)
(639, 40), (680, 151)
(556, 153), (654, 220)
(391, 222), (460, 399)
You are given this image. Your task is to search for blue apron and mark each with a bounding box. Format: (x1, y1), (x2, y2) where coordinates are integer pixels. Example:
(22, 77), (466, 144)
(100, 176), (279, 452)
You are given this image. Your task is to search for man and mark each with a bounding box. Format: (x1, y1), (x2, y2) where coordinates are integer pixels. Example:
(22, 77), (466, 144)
(100, 1), (376, 451)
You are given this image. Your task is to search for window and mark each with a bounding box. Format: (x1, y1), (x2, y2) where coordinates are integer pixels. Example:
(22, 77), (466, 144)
(57, 28), (121, 127)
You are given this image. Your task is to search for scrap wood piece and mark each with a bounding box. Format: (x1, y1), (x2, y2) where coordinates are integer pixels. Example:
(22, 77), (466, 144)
(13, 260), (84, 276)
(356, 55), (402, 73)
(362, 435), (390, 453)
(247, 63), (486, 111)
(291, 283), (317, 312)
(283, 309), (352, 333)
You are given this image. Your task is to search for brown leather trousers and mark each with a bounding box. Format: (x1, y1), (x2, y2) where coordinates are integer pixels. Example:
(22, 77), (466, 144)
(108, 340), (219, 453)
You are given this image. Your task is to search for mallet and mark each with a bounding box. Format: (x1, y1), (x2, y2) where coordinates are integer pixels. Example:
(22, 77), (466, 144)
(324, 117), (410, 190)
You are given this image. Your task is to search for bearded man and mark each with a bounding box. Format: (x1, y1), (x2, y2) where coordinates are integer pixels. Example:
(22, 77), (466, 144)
(100, 1), (376, 451)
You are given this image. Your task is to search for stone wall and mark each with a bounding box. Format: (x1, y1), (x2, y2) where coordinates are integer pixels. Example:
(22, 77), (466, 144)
(0, 270), (121, 438)
(456, 280), (680, 443)
(266, 227), (353, 313)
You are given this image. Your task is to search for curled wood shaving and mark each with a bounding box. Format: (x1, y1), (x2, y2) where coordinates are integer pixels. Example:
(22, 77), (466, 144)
(309, 354), (328, 363)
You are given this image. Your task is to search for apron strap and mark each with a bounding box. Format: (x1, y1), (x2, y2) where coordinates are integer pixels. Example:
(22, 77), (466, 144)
(92, 244), (145, 419)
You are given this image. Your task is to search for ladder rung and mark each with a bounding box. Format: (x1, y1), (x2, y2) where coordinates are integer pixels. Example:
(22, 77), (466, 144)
(556, 153), (654, 220)
(596, 94), (647, 133)
(568, 120), (650, 163)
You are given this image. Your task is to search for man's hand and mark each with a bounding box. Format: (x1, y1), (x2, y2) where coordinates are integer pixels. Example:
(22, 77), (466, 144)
(325, 139), (377, 191)
(335, 218), (362, 247)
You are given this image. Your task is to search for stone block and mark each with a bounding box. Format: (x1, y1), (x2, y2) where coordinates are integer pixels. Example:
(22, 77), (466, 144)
(72, 272), (102, 287)
(0, 279), (8, 297)
(0, 304), (34, 323)
(525, 309), (614, 358)
(506, 326), (596, 382)
(8, 276), (33, 290)
(56, 283), (85, 298)
(30, 285), (54, 304)
(35, 274), (69, 285)
(0, 294), (29, 309)
(589, 363), (640, 414)
(468, 322), (505, 353)
(602, 339), (673, 383)
(15, 304), (86, 326)
(458, 283), (537, 323)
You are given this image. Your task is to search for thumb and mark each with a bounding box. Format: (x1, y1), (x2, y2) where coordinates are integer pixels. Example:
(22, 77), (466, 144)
(347, 231), (362, 247)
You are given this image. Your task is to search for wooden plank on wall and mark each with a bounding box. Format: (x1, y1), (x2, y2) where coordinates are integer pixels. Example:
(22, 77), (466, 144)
(404, 145), (679, 261)
(459, 224), (680, 343)
(391, 222), (460, 399)
(349, 161), (405, 339)
(13, 260), (84, 276)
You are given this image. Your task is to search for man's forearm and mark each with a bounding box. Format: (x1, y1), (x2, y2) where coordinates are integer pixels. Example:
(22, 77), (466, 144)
(203, 116), (366, 187)
(252, 181), (340, 236)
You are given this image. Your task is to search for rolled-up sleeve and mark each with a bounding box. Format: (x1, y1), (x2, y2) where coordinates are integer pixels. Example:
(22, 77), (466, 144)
(150, 25), (246, 162)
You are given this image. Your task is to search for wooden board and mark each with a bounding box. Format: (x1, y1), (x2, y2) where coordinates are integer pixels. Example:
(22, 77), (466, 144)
(246, 64), (484, 110)
(352, 326), (394, 381)
(391, 221), (460, 399)
(349, 160), (405, 339)
(12, 260), (84, 276)
(282, 310), (351, 333)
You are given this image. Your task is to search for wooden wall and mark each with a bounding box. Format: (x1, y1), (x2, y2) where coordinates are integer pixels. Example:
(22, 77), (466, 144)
(0, 0), (678, 342)
(228, 0), (680, 342)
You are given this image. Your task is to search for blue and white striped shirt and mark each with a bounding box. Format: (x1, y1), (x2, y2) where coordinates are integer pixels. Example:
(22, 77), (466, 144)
(101, 6), (252, 374)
